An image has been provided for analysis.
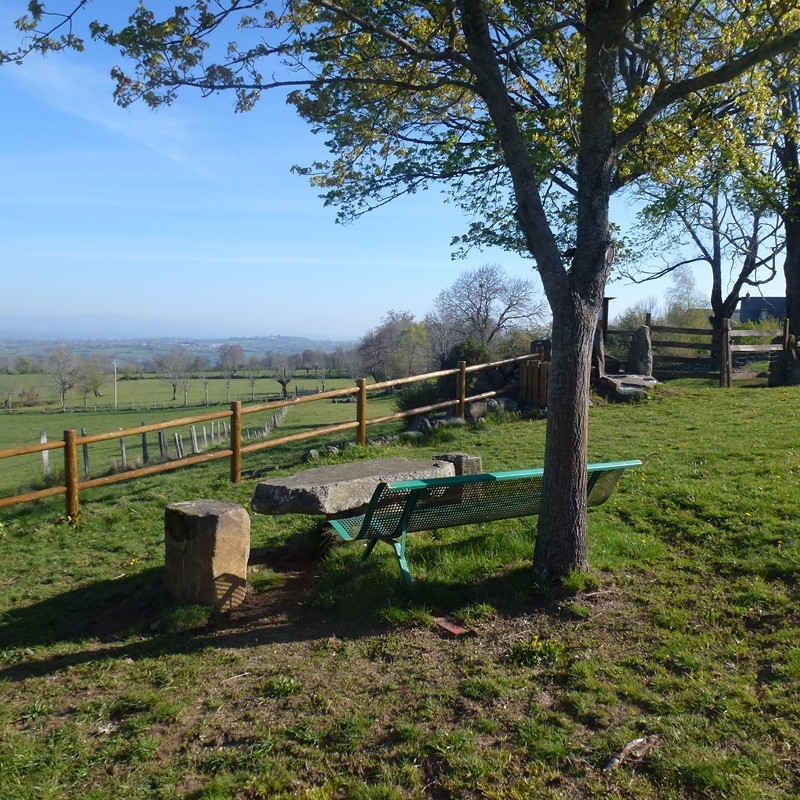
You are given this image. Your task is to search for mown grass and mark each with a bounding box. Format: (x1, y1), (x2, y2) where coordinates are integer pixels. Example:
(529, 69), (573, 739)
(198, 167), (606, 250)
(1, 382), (799, 799)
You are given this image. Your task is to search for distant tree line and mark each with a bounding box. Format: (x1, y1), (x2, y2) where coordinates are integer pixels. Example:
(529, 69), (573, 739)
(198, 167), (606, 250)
(0, 265), (548, 412)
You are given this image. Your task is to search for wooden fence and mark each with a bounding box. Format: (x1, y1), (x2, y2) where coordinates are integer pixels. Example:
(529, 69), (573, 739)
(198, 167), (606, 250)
(519, 359), (549, 406)
(606, 315), (790, 385)
(721, 319), (790, 388)
(0, 355), (539, 517)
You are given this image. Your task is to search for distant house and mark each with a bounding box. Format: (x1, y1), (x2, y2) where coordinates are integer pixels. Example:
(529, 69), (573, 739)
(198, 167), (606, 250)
(738, 296), (786, 323)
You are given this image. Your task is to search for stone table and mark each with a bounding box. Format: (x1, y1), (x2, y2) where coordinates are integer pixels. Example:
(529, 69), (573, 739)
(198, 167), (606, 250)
(250, 456), (459, 516)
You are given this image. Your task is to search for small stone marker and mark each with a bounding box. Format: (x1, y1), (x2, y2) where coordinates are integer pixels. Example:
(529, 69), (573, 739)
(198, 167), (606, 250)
(627, 325), (653, 376)
(164, 500), (250, 611)
(433, 452), (483, 476)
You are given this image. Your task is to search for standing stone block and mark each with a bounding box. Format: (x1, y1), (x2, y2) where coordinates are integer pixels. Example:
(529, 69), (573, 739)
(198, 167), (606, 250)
(164, 500), (250, 611)
(433, 452), (483, 476)
(627, 325), (653, 376)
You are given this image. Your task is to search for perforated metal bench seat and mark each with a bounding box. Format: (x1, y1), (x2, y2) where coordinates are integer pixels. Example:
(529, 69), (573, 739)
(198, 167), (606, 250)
(328, 460), (642, 583)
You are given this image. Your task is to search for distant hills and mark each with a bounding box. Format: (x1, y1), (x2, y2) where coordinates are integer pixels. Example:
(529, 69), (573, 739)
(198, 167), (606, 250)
(0, 315), (355, 363)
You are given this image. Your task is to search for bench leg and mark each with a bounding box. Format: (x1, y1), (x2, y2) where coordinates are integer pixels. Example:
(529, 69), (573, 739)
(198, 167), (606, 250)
(389, 538), (413, 585)
(360, 535), (413, 585)
(360, 537), (379, 563)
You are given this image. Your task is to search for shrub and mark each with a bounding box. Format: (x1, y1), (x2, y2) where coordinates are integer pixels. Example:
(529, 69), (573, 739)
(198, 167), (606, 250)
(393, 380), (445, 417)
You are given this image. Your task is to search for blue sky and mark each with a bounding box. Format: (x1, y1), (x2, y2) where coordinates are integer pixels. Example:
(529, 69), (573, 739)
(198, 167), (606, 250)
(0, 11), (743, 342)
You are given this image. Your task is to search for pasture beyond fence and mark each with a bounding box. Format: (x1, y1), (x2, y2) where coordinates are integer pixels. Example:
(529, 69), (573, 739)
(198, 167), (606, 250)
(606, 315), (790, 385)
(0, 355), (540, 518)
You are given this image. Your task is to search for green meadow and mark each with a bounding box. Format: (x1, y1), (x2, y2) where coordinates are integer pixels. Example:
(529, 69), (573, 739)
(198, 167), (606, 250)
(0, 380), (798, 799)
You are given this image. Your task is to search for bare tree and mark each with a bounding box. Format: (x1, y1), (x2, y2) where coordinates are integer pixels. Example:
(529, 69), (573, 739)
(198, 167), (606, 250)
(75, 359), (104, 410)
(433, 264), (547, 348)
(153, 346), (192, 403)
(46, 345), (79, 412)
(423, 309), (460, 369)
(358, 311), (416, 381)
(216, 344), (245, 403)
(0, 379), (20, 412)
(623, 163), (780, 342)
(611, 297), (662, 331)
(245, 356), (261, 401)
(338, 347), (364, 382)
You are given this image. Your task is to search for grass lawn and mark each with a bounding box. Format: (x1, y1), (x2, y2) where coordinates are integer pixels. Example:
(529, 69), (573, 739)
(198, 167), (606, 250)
(0, 381), (798, 799)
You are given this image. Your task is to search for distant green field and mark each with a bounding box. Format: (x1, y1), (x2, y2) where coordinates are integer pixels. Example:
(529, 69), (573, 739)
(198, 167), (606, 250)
(0, 371), (350, 414)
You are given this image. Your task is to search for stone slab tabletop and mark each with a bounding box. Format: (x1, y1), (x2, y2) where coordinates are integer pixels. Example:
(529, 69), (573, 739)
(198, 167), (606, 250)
(250, 457), (456, 516)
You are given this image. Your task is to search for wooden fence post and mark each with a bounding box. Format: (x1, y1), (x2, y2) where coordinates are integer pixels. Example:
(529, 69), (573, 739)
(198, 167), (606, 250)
(230, 401), (242, 483)
(40, 431), (50, 478)
(357, 379), (367, 446)
(141, 423), (149, 464)
(721, 319), (732, 388)
(119, 429), (127, 469)
(457, 361), (467, 418)
(159, 429), (169, 459)
(64, 429), (79, 520)
(81, 428), (90, 479)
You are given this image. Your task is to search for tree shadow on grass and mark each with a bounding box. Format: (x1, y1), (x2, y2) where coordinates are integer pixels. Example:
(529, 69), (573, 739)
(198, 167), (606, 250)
(0, 524), (376, 682)
(0, 525), (572, 684)
(0, 567), (172, 652)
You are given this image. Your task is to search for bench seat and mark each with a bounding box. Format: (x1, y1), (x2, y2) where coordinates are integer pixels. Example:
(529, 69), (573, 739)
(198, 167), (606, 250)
(328, 460), (641, 583)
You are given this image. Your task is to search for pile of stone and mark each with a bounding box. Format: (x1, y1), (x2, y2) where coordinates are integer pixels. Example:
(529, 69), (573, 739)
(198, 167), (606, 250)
(593, 324), (657, 401)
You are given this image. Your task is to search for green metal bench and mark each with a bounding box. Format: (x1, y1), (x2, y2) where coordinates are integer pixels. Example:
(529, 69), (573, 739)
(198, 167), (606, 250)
(328, 460), (642, 584)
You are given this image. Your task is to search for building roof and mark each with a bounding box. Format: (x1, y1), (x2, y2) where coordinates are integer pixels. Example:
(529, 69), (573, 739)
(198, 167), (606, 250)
(738, 296), (786, 323)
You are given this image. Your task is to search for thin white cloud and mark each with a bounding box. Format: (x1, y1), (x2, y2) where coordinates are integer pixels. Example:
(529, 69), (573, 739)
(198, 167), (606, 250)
(6, 53), (216, 173)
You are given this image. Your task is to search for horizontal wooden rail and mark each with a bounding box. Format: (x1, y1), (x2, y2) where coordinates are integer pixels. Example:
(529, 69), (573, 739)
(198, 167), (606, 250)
(650, 339), (713, 351)
(730, 343), (783, 353)
(650, 323), (713, 336)
(78, 449), (233, 490)
(241, 421), (360, 454)
(369, 367), (459, 392)
(78, 409), (233, 445)
(366, 400), (460, 427)
(728, 328), (784, 338)
(652, 354), (714, 364)
(652, 369), (718, 380)
(0, 484), (66, 509)
(0, 439), (66, 460)
(0, 354), (540, 516)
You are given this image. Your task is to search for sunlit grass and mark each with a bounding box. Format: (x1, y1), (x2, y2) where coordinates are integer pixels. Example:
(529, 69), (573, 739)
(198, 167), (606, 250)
(1, 381), (799, 798)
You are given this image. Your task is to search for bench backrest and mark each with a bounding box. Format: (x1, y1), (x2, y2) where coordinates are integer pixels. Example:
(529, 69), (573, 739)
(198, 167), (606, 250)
(334, 460), (641, 542)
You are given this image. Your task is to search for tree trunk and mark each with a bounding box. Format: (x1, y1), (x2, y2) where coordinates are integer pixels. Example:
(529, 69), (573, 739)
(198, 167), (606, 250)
(785, 219), (800, 337)
(783, 143), (800, 336)
(459, 0), (620, 580)
(778, 89), (800, 338)
(533, 296), (597, 578)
